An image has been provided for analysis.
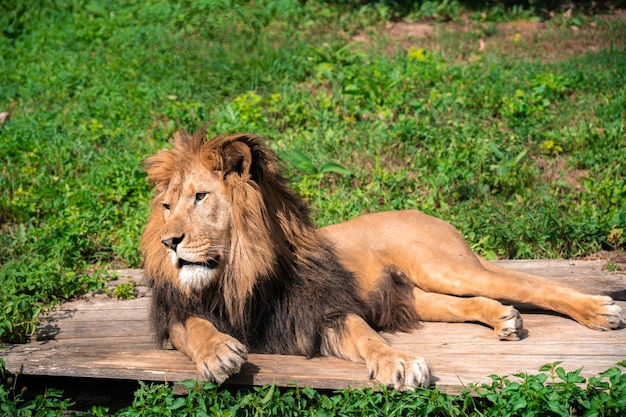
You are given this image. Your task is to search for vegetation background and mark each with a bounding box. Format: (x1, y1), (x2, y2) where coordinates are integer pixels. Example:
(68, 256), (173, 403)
(0, 0), (625, 414)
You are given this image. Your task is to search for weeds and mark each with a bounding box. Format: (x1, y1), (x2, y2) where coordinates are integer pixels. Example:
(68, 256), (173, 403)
(1, 360), (74, 416)
(112, 281), (137, 300)
(2, 358), (626, 416)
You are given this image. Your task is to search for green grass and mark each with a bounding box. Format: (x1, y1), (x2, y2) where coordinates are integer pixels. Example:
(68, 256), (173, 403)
(0, 0), (625, 412)
(3, 359), (626, 416)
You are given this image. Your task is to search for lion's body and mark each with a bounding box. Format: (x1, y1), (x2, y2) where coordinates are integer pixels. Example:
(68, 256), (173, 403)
(142, 131), (622, 389)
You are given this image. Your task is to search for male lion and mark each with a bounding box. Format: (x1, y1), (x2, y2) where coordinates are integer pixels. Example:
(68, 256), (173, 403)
(141, 130), (622, 389)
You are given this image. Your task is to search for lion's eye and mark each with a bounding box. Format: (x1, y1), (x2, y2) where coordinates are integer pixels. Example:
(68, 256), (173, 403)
(163, 203), (171, 211)
(195, 192), (208, 204)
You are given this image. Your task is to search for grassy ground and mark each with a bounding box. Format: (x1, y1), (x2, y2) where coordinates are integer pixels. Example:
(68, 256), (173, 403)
(0, 0), (625, 413)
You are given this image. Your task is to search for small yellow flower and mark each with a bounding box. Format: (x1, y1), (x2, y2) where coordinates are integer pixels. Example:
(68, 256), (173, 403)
(407, 46), (426, 62)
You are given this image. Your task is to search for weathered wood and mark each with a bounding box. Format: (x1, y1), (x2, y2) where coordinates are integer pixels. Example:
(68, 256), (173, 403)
(494, 259), (626, 296)
(2, 260), (625, 393)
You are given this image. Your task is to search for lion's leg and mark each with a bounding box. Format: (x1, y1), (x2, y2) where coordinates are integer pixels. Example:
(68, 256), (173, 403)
(411, 261), (622, 331)
(413, 288), (523, 340)
(322, 314), (431, 389)
(170, 316), (248, 383)
(476, 259), (623, 330)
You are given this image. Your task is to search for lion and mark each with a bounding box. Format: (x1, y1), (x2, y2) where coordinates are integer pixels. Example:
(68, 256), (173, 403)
(141, 130), (622, 389)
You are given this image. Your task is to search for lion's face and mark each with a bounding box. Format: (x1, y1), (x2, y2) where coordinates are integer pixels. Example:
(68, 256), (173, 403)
(143, 131), (303, 307)
(158, 164), (232, 289)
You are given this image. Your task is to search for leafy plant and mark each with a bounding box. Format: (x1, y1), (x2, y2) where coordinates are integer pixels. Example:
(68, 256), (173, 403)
(0, 359), (75, 415)
(112, 281), (137, 300)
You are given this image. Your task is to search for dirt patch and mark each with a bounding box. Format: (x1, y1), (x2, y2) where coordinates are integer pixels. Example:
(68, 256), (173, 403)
(479, 15), (623, 61)
(351, 10), (625, 61)
(537, 158), (588, 191)
(582, 250), (626, 263)
(387, 21), (435, 39)
(351, 21), (434, 45)
(501, 19), (545, 33)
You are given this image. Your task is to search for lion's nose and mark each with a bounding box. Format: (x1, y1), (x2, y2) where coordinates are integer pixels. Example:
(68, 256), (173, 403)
(161, 234), (184, 251)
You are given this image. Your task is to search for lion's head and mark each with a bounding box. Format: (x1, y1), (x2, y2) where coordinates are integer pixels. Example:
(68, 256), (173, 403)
(141, 130), (316, 321)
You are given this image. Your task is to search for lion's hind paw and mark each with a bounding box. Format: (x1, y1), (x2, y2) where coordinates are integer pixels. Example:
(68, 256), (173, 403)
(591, 297), (623, 330)
(572, 295), (623, 331)
(494, 307), (524, 341)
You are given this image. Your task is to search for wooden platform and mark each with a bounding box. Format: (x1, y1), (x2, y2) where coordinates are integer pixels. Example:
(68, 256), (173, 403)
(2, 260), (625, 393)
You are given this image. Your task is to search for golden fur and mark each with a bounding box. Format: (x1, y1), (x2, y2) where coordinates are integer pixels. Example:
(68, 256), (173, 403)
(141, 130), (622, 389)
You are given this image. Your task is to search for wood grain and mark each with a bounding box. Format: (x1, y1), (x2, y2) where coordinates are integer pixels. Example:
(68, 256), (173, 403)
(2, 260), (625, 393)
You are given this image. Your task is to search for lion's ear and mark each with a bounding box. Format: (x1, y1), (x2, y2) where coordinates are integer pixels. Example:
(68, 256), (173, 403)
(220, 139), (253, 178)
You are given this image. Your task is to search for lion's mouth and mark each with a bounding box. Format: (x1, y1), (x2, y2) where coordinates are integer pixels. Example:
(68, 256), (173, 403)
(177, 256), (220, 270)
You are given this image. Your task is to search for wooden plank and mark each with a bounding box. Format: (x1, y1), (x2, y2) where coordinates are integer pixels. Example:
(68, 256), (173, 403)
(43, 307), (149, 322)
(2, 260), (625, 393)
(4, 344), (624, 392)
(494, 259), (625, 295)
(28, 337), (156, 348)
(2, 345), (373, 389)
(50, 296), (151, 311)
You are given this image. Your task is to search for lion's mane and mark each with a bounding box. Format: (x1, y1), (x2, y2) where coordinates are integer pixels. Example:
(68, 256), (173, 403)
(141, 131), (419, 357)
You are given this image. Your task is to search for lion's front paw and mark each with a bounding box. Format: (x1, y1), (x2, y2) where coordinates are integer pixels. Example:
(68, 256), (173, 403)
(194, 334), (248, 383)
(494, 306), (524, 341)
(369, 353), (431, 390)
(578, 296), (623, 331)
